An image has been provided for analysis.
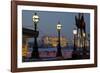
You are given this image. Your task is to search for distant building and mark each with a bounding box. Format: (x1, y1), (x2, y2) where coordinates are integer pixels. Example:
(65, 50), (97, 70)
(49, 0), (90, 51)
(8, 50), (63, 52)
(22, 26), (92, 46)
(42, 36), (68, 48)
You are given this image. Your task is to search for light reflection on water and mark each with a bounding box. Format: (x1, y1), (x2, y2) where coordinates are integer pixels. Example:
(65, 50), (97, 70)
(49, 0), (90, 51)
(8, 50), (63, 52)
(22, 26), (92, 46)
(23, 45), (90, 62)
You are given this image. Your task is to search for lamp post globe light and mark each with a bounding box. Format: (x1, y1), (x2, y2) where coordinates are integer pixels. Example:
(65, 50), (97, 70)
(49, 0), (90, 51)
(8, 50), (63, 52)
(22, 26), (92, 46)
(73, 28), (77, 51)
(31, 13), (39, 59)
(83, 32), (85, 37)
(32, 13), (40, 23)
(72, 28), (78, 59)
(56, 22), (62, 58)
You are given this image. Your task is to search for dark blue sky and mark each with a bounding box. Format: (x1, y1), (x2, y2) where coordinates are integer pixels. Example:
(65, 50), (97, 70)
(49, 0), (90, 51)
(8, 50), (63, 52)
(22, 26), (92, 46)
(22, 10), (90, 40)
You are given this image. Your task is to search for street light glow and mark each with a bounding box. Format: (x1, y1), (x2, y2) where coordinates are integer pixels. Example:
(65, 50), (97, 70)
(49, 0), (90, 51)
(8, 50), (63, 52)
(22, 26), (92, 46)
(57, 23), (62, 30)
(83, 32), (86, 37)
(32, 13), (40, 23)
(73, 28), (77, 35)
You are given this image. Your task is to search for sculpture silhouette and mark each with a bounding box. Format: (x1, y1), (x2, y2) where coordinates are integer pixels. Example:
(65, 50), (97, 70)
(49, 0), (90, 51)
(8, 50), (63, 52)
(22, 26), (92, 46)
(75, 13), (86, 33)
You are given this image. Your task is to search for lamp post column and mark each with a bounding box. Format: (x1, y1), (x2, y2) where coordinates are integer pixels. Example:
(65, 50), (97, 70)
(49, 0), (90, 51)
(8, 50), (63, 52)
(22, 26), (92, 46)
(32, 23), (39, 58)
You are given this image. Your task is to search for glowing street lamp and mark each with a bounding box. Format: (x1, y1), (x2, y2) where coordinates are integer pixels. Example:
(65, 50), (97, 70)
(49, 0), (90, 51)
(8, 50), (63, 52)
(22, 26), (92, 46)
(72, 28), (78, 58)
(57, 24), (62, 30)
(73, 28), (77, 35)
(32, 13), (40, 23)
(31, 13), (40, 58)
(56, 21), (62, 57)
(83, 32), (86, 37)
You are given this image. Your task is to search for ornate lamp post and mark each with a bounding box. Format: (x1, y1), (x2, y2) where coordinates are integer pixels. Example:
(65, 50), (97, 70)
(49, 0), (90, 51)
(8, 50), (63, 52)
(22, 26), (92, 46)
(56, 22), (62, 57)
(31, 13), (39, 58)
(72, 28), (77, 58)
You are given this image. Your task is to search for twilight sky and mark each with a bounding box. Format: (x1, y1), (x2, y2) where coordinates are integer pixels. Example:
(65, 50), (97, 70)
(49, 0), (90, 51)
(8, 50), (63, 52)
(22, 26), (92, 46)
(22, 10), (90, 40)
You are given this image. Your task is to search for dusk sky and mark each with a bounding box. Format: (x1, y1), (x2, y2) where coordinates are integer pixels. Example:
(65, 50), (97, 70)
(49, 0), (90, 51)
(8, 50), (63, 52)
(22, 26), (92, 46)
(22, 10), (90, 41)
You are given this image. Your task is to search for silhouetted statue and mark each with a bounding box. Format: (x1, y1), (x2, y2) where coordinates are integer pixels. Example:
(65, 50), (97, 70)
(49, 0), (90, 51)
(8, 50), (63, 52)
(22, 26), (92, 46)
(75, 13), (86, 33)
